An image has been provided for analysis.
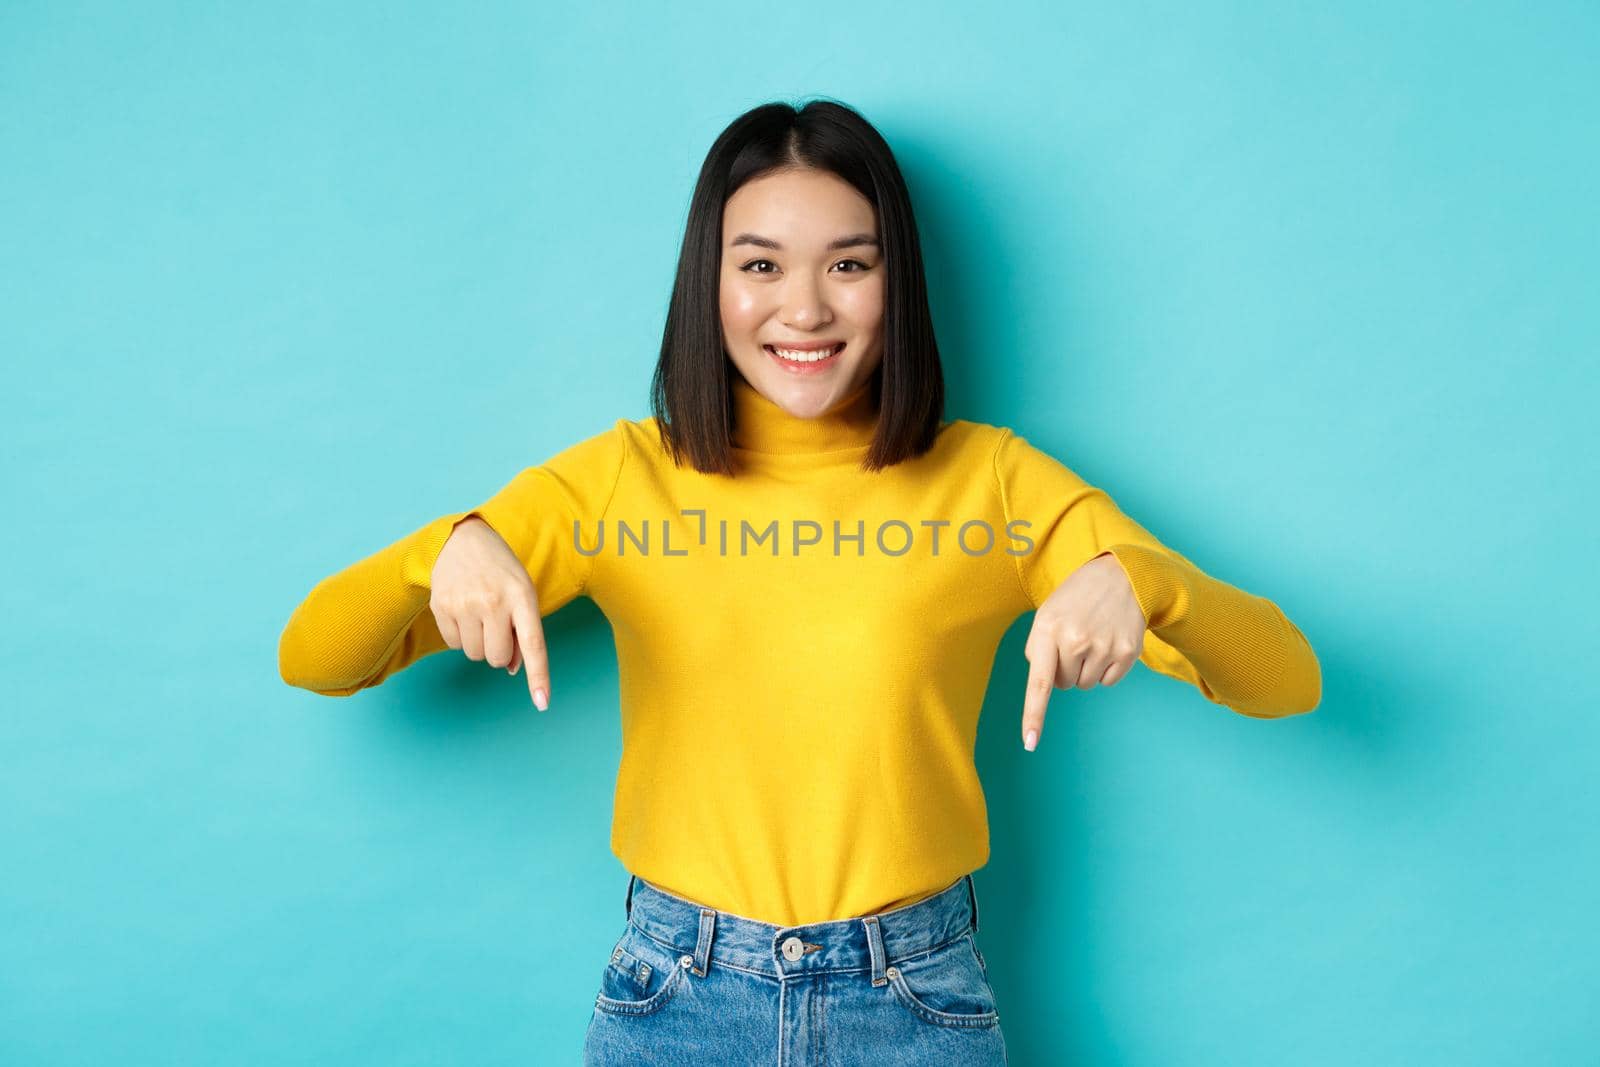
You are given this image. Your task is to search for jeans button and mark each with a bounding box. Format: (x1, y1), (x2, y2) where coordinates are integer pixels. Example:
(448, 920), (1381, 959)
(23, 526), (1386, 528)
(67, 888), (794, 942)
(781, 936), (804, 961)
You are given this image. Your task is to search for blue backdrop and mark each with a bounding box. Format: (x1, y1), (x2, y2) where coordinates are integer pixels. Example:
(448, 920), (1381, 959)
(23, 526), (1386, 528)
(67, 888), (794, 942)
(3, 2), (1595, 1063)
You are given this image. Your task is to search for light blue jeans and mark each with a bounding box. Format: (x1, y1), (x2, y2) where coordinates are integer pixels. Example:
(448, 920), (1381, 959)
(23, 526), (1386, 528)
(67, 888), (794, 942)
(583, 871), (1008, 1065)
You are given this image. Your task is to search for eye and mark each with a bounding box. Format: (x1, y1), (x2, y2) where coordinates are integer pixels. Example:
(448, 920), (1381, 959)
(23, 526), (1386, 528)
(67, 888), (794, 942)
(737, 259), (873, 275)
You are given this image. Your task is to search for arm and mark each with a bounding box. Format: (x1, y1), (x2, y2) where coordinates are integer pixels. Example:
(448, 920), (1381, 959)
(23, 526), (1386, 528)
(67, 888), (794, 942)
(995, 428), (1321, 719)
(277, 511), (474, 695)
(277, 422), (629, 696)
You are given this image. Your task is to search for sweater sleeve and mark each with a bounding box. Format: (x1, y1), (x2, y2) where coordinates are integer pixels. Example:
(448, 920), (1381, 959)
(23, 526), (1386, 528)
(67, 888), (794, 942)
(993, 427), (1321, 719)
(277, 421), (629, 696)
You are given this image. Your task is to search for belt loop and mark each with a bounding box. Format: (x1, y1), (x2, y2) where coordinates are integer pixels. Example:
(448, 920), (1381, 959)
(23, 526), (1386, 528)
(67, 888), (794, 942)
(862, 915), (889, 986)
(965, 873), (980, 935)
(690, 907), (716, 978)
(625, 874), (635, 922)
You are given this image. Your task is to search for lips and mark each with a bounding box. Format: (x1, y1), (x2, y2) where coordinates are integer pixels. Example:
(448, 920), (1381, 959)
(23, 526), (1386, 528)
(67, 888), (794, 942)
(765, 340), (844, 351)
(764, 342), (845, 360)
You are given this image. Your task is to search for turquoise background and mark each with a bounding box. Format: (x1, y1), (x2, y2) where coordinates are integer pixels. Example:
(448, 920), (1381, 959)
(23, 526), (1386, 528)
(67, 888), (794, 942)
(4, 2), (1596, 1063)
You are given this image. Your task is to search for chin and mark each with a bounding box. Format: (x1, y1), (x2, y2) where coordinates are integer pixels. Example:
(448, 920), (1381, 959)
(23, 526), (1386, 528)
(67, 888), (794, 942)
(760, 379), (822, 409)
(772, 364), (851, 387)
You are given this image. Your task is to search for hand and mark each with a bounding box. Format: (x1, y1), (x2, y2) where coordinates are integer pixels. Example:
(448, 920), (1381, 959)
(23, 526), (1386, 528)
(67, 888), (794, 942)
(430, 515), (551, 711)
(1020, 551), (1145, 750)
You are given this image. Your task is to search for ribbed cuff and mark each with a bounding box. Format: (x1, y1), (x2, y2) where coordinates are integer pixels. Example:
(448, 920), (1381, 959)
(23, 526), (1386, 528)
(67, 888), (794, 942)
(1102, 542), (1190, 629)
(400, 511), (477, 591)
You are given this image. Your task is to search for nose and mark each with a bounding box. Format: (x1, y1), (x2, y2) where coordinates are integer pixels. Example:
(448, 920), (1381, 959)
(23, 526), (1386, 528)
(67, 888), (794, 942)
(779, 273), (832, 330)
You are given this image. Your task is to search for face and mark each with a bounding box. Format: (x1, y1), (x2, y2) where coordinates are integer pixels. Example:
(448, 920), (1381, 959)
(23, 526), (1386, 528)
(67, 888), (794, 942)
(719, 167), (885, 418)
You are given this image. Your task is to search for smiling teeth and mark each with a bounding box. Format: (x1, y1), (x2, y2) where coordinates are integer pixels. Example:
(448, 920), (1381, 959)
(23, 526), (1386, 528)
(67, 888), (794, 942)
(771, 345), (841, 362)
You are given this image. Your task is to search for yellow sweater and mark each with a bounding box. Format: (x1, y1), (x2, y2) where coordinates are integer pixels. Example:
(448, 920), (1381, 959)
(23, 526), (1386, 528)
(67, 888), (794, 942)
(279, 374), (1321, 926)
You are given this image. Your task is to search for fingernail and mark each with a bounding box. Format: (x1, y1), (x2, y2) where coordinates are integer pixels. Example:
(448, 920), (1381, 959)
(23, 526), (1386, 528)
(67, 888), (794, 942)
(533, 688), (548, 712)
(1024, 729), (1038, 752)
(510, 662), (519, 676)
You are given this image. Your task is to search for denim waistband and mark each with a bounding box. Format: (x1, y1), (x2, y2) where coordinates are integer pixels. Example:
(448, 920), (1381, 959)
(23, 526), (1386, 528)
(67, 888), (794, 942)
(621, 873), (981, 982)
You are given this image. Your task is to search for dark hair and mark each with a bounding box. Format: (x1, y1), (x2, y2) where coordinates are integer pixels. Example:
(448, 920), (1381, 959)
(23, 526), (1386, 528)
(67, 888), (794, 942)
(649, 98), (946, 475)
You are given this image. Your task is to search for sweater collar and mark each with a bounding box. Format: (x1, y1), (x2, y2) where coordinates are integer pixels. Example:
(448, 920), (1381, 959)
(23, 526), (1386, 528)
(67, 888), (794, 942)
(729, 373), (879, 454)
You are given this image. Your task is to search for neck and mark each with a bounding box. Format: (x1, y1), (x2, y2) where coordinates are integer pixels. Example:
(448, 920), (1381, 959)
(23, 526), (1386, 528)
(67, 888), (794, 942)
(729, 373), (879, 454)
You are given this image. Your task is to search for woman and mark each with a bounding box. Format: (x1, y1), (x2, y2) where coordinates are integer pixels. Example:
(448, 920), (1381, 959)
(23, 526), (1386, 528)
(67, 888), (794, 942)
(279, 98), (1321, 1065)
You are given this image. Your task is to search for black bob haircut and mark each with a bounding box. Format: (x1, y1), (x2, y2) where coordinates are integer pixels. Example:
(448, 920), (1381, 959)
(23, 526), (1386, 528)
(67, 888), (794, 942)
(649, 98), (946, 475)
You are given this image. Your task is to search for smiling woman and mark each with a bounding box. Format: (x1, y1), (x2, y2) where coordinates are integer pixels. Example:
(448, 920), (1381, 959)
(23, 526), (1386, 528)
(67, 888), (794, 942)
(648, 101), (946, 476)
(727, 209), (880, 375)
(277, 96), (1320, 1067)
(721, 172), (883, 397)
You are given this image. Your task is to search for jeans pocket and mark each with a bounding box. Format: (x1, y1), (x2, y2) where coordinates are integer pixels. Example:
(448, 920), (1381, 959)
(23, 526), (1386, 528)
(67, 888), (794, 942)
(593, 923), (689, 1017)
(885, 931), (1001, 1029)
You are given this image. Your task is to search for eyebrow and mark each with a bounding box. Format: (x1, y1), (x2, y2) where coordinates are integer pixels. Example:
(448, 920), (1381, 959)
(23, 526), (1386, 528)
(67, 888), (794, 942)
(728, 231), (881, 252)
